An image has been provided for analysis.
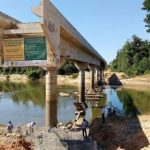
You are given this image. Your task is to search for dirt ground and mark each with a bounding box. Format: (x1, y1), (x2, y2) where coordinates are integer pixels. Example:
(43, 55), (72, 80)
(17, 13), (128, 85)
(89, 114), (150, 150)
(104, 70), (150, 86)
(0, 127), (33, 150)
(1, 115), (150, 150)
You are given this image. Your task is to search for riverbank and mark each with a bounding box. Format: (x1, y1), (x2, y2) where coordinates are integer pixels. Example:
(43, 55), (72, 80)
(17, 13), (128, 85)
(1, 71), (150, 86)
(89, 114), (150, 150)
(0, 74), (29, 83)
(0, 123), (95, 150)
(0, 73), (90, 86)
(1, 114), (150, 149)
(104, 70), (150, 86)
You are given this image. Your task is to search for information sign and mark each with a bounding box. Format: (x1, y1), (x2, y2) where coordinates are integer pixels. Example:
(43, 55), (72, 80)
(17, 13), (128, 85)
(24, 37), (47, 60)
(3, 38), (24, 61)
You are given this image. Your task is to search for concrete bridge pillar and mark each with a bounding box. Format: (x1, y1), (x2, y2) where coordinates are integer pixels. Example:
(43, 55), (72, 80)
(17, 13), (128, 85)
(45, 67), (58, 127)
(95, 67), (100, 85)
(87, 65), (96, 94)
(75, 62), (88, 103)
(100, 69), (104, 85)
(0, 37), (3, 66)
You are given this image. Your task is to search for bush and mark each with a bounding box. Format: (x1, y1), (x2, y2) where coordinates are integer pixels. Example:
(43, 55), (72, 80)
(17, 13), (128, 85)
(144, 70), (150, 75)
(71, 73), (79, 79)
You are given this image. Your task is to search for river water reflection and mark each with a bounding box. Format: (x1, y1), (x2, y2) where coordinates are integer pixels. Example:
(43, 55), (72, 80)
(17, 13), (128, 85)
(0, 81), (150, 126)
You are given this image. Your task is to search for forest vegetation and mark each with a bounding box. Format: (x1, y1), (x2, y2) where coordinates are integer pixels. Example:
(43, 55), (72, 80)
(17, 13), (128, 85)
(110, 35), (150, 76)
(143, 0), (150, 32)
(0, 62), (78, 80)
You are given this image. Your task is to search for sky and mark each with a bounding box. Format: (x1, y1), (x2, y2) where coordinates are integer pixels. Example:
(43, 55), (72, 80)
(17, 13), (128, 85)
(0, 0), (149, 63)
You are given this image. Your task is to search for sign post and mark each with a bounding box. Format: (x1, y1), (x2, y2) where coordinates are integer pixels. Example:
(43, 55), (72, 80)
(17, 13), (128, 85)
(24, 37), (46, 60)
(2, 37), (47, 67)
(3, 38), (24, 61)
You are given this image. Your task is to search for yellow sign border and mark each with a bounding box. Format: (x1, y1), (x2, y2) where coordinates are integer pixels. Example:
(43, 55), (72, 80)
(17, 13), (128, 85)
(3, 38), (24, 61)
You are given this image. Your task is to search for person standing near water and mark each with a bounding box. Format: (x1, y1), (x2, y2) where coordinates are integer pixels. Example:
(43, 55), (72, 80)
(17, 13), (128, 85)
(26, 122), (36, 135)
(81, 119), (89, 138)
(7, 121), (13, 133)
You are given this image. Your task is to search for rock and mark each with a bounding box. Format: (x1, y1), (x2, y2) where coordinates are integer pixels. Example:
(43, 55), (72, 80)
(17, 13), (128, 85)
(67, 124), (73, 129)
(59, 126), (67, 130)
(6, 133), (11, 137)
(16, 134), (22, 138)
(57, 122), (64, 127)
(74, 92), (78, 95)
(59, 92), (70, 97)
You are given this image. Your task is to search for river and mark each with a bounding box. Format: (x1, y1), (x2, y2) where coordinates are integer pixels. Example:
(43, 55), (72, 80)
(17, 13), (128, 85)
(0, 81), (150, 126)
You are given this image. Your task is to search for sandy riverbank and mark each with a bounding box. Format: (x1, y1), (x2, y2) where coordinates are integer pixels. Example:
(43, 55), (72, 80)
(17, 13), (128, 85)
(89, 114), (150, 150)
(0, 123), (94, 150)
(1, 114), (150, 150)
(1, 71), (150, 86)
(104, 70), (150, 86)
(0, 73), (91, 86)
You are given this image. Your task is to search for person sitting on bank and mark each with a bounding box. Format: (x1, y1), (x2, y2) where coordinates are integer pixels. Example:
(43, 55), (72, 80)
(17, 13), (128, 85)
(101, 106), (106, 124)
(26, 122), (36, 135)
(7, 121), (13, 133)
(81, 119), (89, 138)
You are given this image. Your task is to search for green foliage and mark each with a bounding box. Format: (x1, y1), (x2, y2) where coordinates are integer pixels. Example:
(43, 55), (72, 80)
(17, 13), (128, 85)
(0, 61), (78, 80)
(70, 73), (79, 79)
(143, 0), (150, 32)
(0, 81), (45, 107)
(58, 62), (78, 75)
(117, 90), (140, 117)
(117, 88), (150, 114)
(25, 67), (45, 80)
(110, 35), (150, 76)
(144, 70), (150, 74)
(0, 67), (46, 80)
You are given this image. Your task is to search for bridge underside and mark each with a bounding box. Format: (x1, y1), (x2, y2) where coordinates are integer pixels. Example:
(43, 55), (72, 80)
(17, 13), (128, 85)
(0, 0), (107, 127)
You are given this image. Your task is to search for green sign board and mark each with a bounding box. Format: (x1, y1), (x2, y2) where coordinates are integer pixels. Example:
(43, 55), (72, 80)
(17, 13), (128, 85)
(24, 37), (47, 60)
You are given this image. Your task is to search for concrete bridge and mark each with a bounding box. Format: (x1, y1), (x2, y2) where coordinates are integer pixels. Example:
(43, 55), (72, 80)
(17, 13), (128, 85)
(0, 0), (107, 127)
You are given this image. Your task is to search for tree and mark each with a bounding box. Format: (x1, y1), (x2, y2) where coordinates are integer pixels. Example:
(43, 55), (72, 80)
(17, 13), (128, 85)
(110, 35), (150, 75)
(143, 0), (150, 32)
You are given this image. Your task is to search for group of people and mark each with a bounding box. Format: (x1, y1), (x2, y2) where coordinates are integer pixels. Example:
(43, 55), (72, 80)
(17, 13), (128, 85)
(101, 105), (118, 123)
(6, 105), (116, 139)
(80, 105), (118, 138)
(7, 121), (36, 135)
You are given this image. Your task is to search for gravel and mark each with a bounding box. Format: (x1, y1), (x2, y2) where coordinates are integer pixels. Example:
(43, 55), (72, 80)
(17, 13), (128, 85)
(25, 126), (97, 150)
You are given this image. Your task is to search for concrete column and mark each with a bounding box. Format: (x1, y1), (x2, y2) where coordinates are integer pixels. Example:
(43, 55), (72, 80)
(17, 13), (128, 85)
(100, 69), (103, 85)
(87, 65), (96, 94)
(75, 62), (88, 103)
(95, 68), (100, 85)
(0, 37), (3, 66)
(45, 67), (58, 127)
